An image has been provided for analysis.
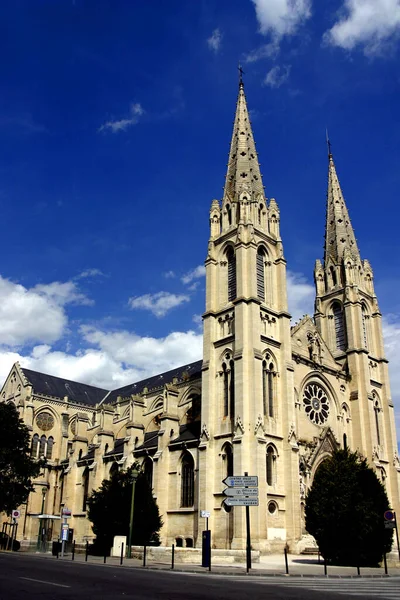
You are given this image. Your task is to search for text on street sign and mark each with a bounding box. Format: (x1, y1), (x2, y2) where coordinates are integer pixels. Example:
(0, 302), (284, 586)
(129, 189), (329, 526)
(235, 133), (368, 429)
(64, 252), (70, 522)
(223, 487), (259, 497)
(224, 497), (259, 507)
(223, 476), (258, 488)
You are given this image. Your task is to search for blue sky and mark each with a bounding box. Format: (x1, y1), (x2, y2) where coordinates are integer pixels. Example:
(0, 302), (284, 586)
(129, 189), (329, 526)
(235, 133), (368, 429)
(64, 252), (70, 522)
(1, 0), (400, 440)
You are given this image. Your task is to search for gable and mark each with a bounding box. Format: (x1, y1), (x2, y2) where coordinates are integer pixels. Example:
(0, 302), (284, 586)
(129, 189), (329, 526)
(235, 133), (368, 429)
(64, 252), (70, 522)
(291, 316), (339, 370)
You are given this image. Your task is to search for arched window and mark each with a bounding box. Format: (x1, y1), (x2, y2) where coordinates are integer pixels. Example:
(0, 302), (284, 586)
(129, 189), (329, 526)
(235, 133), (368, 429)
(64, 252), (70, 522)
(181, 453), (195, 508)
(82, 468), (90, 511)
(266, 446), (276, 486)
(361, 305), (368, 349)
(31, 434), (39, 458)
(176, 537), (183, 547)
(332, 302), (346, 351)
(143, 456), (153, 488)
(343, 433), (347, 449)
(263, 361), (275, 417)
(257, 247), (266, 301)
(227, 247), (236, 302)
(258, 204), (263, 226)
(223, 363), (229, 417)
(40, 435), (47, 458)
(229, 360), (235, 419)
(224, 443), (233, 478)
(374, 400), (381, 446)
(330, 266), (337, 287)
(226, 204), (232, 226)
(46, 436), (54, 460)
(110, 462), (119, 478)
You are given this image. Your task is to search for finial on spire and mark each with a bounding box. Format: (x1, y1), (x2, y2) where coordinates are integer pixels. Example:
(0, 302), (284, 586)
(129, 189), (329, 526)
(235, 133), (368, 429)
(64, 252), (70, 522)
(326, 128), (332, 158)
(238, 63), (245, 87)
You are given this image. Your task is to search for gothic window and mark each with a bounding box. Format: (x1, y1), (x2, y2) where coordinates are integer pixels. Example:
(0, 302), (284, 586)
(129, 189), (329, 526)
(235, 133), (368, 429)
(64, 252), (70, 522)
(40, 435), (47, 457)
(257, 247), (266, 301)
(110, 462), (119, 478)
(330, 266), (337, 287)
(258, 204), (263, 226)
(229, 360), (235, 419)
(303, 383), (330, 425)
(227, 204), (232, 226)
(143, 456), (153, 488)
(227, 247), (236, 302)
(343, 433), (347, 449)
(181, 453), (195, 508)
(374, 400), (381, 446)
(266, 446), (276, 486)
(332, 302), (346, 351)
(82, 468), (89, 511)
(31, 434), (39, 458)
(223, 443), (233, 477)
(223, 363), (229, 417)
(262, 361), (275, 417)
(46, 436), (54, 460)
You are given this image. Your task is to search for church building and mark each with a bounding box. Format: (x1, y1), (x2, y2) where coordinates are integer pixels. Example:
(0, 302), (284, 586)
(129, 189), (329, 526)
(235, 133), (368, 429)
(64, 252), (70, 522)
(1, 79), (399, 553)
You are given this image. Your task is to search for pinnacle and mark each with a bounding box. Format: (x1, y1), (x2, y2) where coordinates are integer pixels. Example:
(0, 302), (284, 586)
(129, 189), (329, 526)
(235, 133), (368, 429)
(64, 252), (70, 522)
(324, 153), (360, 265)
(223, 83), (265, 204)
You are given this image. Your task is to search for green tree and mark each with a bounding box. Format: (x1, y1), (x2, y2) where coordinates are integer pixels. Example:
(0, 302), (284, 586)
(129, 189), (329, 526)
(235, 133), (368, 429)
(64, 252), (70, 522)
(87, 465), (162, 554)
(0, 402), (42, 515)
(305, 448), (393, 566)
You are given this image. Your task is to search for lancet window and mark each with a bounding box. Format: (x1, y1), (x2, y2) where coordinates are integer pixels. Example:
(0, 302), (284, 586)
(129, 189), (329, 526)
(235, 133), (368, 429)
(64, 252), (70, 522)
(262, 361), (275, 418)
(332, 302), (346, 351)
(181, 452), (195, 508)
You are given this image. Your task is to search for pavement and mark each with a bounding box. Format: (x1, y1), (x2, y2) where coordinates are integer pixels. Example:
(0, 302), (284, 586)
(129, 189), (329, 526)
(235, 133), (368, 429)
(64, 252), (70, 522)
(2, 550), (400, 600)
(13, 548), (400, 578)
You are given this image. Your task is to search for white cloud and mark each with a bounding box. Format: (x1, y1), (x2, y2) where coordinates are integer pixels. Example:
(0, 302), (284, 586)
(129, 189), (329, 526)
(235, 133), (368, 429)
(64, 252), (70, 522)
(99, 103), (144, 134)
(77, 269), (104, 279)
(0, 327), (204, 391)
(128, 291), (190, 317)
(324, 0), (400, 55)
(251, 0), (311, 37)
(382, 315), (400, 433)
(263, 65), (291, 88)
(163, 270), (176, 279)
(244, 40), (280, 63)
(207, 28), (222, 53)
(286, 270), (314, 323)
(181, 265), (206, 285)
(0, 276), (91, 347)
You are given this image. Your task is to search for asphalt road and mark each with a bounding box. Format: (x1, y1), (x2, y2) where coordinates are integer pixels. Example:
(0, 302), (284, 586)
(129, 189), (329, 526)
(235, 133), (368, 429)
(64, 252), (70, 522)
(0, 552), (399, 600)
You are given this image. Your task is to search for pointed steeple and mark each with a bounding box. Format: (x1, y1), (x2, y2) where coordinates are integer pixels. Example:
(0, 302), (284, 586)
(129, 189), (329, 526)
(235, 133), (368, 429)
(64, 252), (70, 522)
(324, 148), (360, 265)
(223, 79), (265, 205)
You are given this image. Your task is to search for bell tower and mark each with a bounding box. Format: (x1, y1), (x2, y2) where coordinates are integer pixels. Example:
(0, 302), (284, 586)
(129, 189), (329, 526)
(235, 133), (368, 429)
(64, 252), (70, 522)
(314, 147), (400, 510)
(198, 77), (299, 551)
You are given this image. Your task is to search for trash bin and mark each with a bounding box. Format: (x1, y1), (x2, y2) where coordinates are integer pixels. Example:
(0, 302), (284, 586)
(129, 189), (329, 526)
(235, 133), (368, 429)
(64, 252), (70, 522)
(52, 540), (61, 556)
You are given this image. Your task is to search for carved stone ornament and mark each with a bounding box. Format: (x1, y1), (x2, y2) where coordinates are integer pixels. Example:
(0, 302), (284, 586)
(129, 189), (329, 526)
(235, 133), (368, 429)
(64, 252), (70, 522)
(235, 415), (245, 435)
(201, 423), (210, 441)
(254, 414), (264, 435)
(36, 411), (55, 432)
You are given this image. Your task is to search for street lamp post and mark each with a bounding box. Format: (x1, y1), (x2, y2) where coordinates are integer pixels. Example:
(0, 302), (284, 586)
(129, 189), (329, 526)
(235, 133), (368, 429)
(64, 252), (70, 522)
(127, 467), (139, 558)
(36, 487), (47, 551)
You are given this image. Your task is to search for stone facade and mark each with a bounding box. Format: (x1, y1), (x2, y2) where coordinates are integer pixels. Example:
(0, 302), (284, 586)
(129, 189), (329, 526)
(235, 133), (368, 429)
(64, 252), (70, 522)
(1, 81), (399, 553)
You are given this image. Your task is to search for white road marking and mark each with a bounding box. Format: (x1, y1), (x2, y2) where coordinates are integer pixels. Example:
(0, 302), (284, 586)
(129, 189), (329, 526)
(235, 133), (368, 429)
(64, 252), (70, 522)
(19, 576), (70, 588)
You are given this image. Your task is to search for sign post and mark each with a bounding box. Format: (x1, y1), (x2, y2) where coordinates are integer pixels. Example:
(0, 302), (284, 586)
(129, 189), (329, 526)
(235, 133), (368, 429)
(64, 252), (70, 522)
(222, 473), (259, 573)
(61, 507), (71, 558)
(384, 510), (400, 560)
(200, 510), (211, 569)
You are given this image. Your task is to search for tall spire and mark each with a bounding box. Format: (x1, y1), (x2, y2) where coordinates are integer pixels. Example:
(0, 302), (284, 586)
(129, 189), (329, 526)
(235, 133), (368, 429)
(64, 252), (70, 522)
(223, 77), (265, 204)
(324, 148), (360, 265)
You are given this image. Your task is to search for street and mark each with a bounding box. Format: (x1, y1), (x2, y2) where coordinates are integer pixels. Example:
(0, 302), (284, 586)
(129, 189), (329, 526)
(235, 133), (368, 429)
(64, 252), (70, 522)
(1, 552), (400, 600)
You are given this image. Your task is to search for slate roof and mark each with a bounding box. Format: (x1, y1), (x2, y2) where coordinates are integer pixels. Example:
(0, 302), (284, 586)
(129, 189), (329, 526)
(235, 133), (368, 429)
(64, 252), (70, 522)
(104, 438), (125, 457)
(106, 359), (203, 403)
(20, 358), (203, 408)
(134, 431), (159, 455)
(21, 367), (109, 407)
(169, 422), (201, 448)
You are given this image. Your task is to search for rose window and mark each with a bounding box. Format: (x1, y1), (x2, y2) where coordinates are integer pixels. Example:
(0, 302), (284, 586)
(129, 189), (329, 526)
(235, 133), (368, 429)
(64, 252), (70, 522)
(303, 384), (330, 425)
(36, 411), (55, 432)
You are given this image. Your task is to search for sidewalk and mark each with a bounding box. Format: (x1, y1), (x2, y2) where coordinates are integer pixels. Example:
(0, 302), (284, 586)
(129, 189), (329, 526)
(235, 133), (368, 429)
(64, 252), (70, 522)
(23, 550), (400, 579)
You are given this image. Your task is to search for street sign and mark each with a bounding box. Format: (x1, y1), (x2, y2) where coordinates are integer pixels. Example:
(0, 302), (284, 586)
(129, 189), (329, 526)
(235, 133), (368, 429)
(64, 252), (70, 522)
(384, 510), (395, 521)
(61, 524), (69, 541)
(385, 521), (396, 529)
(12, 510), (21, 519)
(223, 476), (258, 488)
(200, 510), (210, 518)
(224, 497), (259, 507)
(223, 487), (259, 497)
(62, 507), (72, 517)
